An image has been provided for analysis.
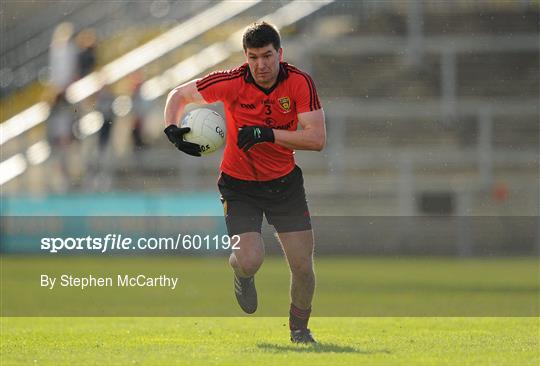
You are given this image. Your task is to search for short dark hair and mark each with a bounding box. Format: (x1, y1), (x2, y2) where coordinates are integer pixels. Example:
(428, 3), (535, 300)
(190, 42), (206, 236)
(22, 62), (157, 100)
(242, 22), (281, 51)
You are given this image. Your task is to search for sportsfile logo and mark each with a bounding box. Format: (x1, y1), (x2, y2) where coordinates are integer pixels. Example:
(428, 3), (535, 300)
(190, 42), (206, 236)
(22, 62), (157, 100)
(40, 234), (240, 253)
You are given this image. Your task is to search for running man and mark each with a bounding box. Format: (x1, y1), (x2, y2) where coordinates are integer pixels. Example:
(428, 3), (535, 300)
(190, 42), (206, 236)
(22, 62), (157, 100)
(163, 22), (325, 343)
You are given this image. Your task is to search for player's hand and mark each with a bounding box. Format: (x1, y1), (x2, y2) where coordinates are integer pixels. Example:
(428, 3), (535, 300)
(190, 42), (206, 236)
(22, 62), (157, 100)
(237, 126), (275, 152)
(164, 125), (201, 157)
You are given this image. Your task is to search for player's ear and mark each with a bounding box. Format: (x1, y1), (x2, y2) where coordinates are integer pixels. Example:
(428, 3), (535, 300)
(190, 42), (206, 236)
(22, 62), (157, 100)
(278, 47), (283, 61)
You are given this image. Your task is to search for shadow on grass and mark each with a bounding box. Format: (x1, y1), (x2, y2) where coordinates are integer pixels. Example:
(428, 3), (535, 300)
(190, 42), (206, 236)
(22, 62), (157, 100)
(257, 342), (390, 354)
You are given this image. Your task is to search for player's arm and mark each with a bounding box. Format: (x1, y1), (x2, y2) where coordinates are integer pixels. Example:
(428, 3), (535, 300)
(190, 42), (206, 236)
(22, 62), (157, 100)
(273, 109), (326, 151)
(164, 79), (206, 127)
(163, 79), (206, 157)
(237, 109), (326, 152)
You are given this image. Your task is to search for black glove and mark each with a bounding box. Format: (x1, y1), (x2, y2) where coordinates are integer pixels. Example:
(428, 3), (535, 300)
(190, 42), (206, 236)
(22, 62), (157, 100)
(164, 125), (201, 157)
(237, 126), (275, 152)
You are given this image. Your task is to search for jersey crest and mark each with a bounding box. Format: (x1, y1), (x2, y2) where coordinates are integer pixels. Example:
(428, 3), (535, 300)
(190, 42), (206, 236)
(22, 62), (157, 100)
(278, 97), (291, 113)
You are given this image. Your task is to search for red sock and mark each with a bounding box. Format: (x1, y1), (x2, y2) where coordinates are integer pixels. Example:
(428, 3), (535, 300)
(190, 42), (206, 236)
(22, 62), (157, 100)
(289, 303), (311, 331)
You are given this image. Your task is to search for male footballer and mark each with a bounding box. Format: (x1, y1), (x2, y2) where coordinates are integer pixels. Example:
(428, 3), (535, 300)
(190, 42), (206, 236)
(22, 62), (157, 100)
(163, 22), (325, 343)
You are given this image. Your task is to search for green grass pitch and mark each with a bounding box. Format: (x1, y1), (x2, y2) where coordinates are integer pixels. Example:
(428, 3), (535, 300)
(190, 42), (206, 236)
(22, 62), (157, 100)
(1, 317), (538, 365)
(1, 256), (539, 365)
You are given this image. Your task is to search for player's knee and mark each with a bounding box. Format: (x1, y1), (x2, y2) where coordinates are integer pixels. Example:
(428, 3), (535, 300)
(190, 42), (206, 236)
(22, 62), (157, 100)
(289, 261), (314, 278)
(231, 253), (263, 276)
(237, 259), (262, 277)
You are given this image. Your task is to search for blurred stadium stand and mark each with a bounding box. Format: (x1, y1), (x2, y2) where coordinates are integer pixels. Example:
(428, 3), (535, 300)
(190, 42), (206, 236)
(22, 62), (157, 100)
(1, 0), (213, 96)
(0, 1), (538, 254)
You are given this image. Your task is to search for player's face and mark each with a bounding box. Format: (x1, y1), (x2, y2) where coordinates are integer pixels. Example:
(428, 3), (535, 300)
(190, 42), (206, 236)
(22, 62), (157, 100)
(245, 44), (282, 88)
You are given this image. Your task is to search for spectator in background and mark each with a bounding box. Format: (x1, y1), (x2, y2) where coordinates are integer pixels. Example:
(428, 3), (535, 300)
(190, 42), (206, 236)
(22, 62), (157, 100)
(130, 76), (149, 149)
(49, 22), (78, 93)
(47, 92), (77, 191)
(96, 84), (115, 152)
(86, 83), (116, 190)
(76, 28), (97, 78)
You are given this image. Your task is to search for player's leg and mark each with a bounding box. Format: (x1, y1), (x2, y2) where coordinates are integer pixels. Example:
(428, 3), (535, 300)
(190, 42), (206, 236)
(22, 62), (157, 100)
(229, 231), (264, 277)
(218, 173), (265, 314)
(265, 166), (317, 342)
(223, 198), (265, 278)
(276, 230), (315, 309)
(223, 199), (264, 314)
(229, 231), (264, 314)
(276, 229), (317, 343)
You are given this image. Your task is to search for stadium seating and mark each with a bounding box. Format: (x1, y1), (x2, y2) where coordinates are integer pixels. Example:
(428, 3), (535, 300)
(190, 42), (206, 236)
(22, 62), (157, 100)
(1, 1), (538, 220)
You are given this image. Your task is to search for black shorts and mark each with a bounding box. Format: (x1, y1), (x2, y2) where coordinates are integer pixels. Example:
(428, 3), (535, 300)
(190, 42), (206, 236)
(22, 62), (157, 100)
(218, 165), (312, 235)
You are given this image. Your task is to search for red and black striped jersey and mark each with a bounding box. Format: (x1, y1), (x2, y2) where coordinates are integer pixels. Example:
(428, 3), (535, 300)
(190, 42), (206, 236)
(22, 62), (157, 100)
(196, 62), (322, 181)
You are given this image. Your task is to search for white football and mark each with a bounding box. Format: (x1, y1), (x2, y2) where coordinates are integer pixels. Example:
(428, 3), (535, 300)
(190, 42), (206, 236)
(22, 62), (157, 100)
(181, 108), (226, 155)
